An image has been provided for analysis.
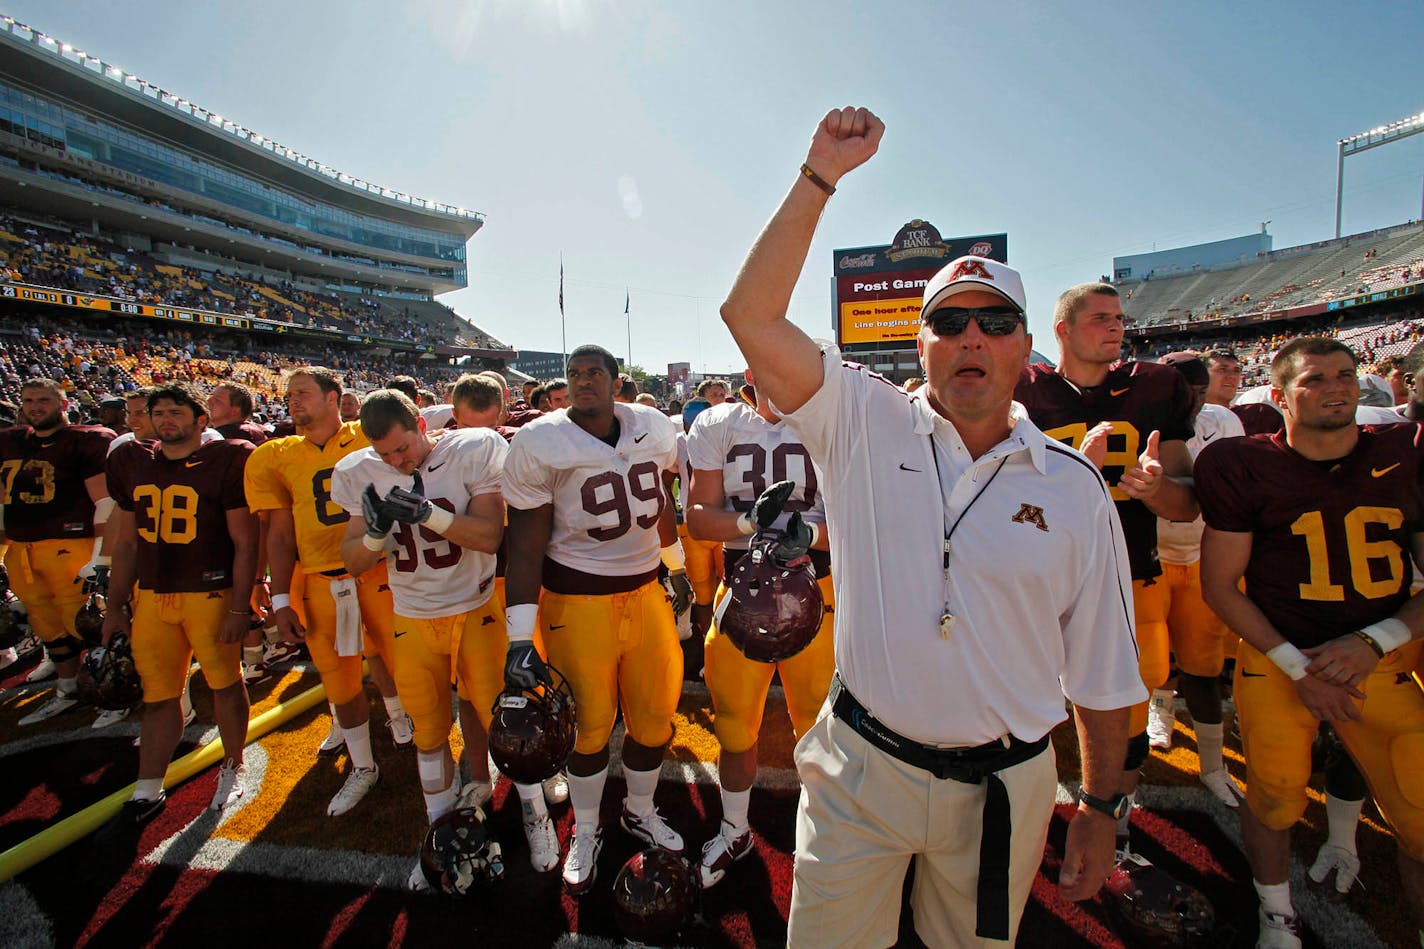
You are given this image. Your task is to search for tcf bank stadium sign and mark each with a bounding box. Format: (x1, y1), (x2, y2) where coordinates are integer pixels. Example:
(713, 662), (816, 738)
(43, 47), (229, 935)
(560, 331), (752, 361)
(833, 222), (1007, 346)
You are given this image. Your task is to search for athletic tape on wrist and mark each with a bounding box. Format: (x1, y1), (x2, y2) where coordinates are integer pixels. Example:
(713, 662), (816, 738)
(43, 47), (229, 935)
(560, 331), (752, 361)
(736, 513), (757, 536)
(362, 532), (386, 551)
(423, 505), (454, 535)
(660, 542), (687, 572)
(506, 603), (537, 642)
(271, 593), (291, 611)
(1361, 617), (1410, 653)
(1266, 641), (1311, 681)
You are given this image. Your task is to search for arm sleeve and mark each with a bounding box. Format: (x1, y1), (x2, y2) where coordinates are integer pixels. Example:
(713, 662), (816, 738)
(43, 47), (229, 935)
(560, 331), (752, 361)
(223, 443), (254, 511)
(465, 431), (506, 497)
(1194, 442), (1256, 533)
(1059, 480), (1148, 710)
(501, 432), (553, 509)
(243, 442), (291, 513)
(105, 446), (134, 512)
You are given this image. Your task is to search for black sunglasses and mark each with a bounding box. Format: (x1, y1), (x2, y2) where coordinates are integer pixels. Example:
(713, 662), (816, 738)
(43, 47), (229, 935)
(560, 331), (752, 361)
(924, 306), (1025, 337)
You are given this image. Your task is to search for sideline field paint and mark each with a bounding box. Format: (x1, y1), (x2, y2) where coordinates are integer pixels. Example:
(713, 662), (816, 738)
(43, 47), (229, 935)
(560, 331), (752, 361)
(0, 680), (327, 882)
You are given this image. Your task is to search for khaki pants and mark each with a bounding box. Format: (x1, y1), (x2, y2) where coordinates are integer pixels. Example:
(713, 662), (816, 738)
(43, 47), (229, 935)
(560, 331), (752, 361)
(788, 710), (1057, 948)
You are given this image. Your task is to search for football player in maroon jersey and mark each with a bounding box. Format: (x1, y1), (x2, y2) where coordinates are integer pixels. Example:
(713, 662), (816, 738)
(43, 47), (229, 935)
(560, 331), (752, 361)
(102, 384), (259, 825)
(1015, 285), (1198, 860)
(2, 379), (116, 725)
(1199, 337), (1424, 948)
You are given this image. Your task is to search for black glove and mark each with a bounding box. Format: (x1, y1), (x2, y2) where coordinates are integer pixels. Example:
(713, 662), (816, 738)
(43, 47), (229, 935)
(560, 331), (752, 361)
(382, 471), (435, 526)
(748, 480), (797, 531)
(362, 484), (395, 538)
(664, 569), (693, 618)
(82, 565), (111, 596)
(504, 640), (551, 692)
(772, 512), (816, 563)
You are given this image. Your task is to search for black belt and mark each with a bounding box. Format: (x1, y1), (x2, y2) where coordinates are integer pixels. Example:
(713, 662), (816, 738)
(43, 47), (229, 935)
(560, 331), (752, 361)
(319, 568), (350, 579)
(830, 675), (1049, 940)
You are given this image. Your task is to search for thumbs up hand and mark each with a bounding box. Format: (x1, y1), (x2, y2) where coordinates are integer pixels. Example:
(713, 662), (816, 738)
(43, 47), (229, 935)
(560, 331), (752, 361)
(1119, 430), (1163, 500)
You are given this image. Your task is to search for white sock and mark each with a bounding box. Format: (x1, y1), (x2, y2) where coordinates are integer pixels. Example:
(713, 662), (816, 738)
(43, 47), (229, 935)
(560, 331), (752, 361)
(623, 763), (661, 817)
(568, 767), (608, 831)
(180, 686), (193, 719)
(58, 676), (78, 696)
(1196, 721), (1225, 773)
(342, 721), (375, 770)
(133, 778), (163, 801)
(423, 783), (458, 823)
(1325, 793), (1365, 853)
(382, 695), (405, 720)
(516, 782), (549, 818)
(243, 645), (263, 667)
(720, 787), (751, 832)
(1254, 879), (1293, 917)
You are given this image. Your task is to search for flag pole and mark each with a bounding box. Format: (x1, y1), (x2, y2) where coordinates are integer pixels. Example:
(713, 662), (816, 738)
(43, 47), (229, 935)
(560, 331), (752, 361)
(625, 289), (631, 372)
(559, 255), (567, 365)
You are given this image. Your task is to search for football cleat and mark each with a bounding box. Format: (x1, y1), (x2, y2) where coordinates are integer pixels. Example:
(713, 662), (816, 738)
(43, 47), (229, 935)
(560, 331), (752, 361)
(1199, 768), (1244, 808)
(0, 646), (18, 673)
(456, 780), (493, 813)
(522, 807), (560, 873)
(25, 656), (56, 683)
(620, 804), (685, 855)
(263, 640), (304, 666)
(1256, 907), (1303, 949)
(19, 689), (80, 725)
(715, 528), (824, 663)
(1307, 843), (1361, 901)
(408, 860), (432, 893)
(488, 665), (577, 785)
(316, 718), (345, 757)
(97, 793), (167, 845)
(210, 757), (247, 812)
(419, 807), (505, 895)
(699, 820), (755, 888)
(1146, 689), (1175, 750)
(542, 772), (569, 805)
(386, 714), (414, 748)
(612, 848), (698, 945)
(1102, 850), (1214, 946)
(562, 824), (604, 895)
(327, 765), (379, 817)
(91, 706), (132, 729)
(242, 660), (270, 685)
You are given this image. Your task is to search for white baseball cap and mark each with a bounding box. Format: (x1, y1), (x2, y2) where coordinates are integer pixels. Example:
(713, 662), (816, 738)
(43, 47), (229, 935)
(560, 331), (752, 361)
(921, 256), (1027, 317)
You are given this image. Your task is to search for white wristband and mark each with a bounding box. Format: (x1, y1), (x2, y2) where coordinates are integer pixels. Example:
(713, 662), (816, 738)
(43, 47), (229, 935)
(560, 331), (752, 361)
(1266, 641), (1311, 681)
(506, 603), (538, 642)
(362, 532), (386, 551)
(271, 593), (292, 611)
(423, 505), (455, 535)
(805, 521), (821, 547)
(92, 549), (111, 567)
(661, 542), (687, 572)
(1361, 617), (1411, 653)
(92, 496), (116, 526)
(736, 512), (757, 536)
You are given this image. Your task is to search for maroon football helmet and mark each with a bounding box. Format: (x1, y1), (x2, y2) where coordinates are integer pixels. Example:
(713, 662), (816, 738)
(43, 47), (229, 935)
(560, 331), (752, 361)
(76, 632), (143, 710)
(488, 665), (577, 785)
(612, 848), (697, 944)
(1103, 852), (1215, 946)
(419, 806), (505, 895)
(75, 593), (106, 646)
(714, 531), (824, 663)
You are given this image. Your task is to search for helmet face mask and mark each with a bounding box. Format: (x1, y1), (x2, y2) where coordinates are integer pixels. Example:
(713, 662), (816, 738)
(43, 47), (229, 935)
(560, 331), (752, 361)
(488, 664), (577, 784)
(612, 848), (698, 943)
(714, 530), (825, 663)
(76, 632), (143, 710)
(419, 806), (505, 895)
(75, 593), (106, 646)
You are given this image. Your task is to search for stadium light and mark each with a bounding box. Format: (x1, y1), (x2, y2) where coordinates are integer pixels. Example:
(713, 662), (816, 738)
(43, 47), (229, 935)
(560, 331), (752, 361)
(1335, 107), (1424, 237)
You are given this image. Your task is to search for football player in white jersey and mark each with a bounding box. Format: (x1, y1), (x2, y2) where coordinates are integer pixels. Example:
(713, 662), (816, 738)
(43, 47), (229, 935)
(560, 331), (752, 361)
(502, 344), (689, 894)
(331, 391), (559, 877)
(1151, 353), (1246, 808)
(686, 369), (834, 887)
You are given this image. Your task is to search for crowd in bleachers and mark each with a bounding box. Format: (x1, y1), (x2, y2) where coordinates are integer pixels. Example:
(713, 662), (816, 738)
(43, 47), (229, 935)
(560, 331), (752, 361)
(0, 214), (512, 353)
(1118, 222), (1424, 330)
(0, 310), (469, 428)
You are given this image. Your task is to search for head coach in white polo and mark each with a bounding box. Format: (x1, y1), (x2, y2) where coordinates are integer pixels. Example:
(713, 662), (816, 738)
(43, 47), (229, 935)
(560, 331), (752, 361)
(719, 107), (1147, 947)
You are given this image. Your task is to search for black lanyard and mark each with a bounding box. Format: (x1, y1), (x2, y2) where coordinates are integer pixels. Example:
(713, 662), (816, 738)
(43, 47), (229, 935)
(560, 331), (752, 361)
(928, 433), (1008, 568)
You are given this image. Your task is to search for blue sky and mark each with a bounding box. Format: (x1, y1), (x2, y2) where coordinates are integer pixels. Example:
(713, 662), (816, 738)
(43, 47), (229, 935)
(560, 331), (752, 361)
(15, 1), (1424, 375)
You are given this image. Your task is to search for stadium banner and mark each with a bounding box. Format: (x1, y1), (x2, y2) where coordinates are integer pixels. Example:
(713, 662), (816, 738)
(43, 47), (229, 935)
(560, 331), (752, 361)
(0, 281), (431, 353)
(833, 223), (1007, 346)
